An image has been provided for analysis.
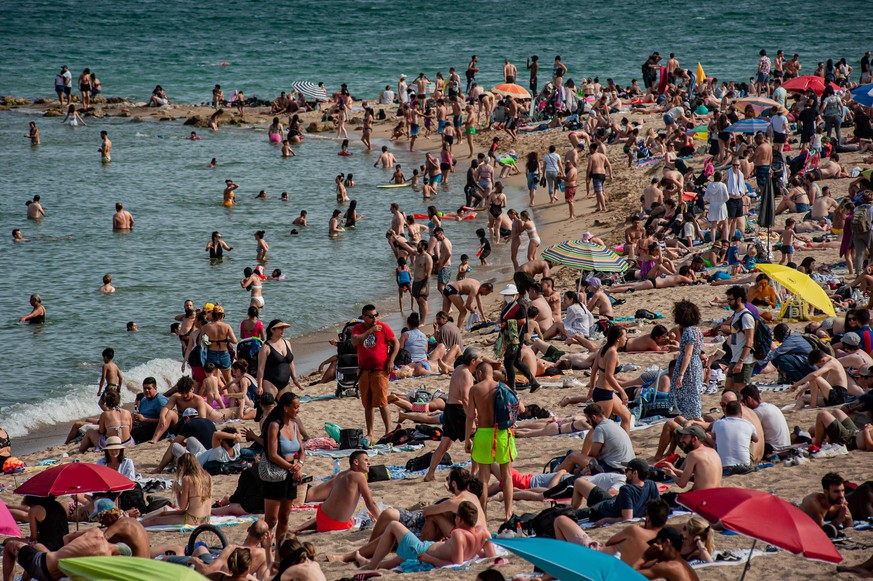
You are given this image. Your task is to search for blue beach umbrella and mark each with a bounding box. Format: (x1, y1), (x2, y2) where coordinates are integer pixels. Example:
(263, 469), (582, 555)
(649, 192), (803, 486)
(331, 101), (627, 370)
(492, 537), (647, 581)
(850, 84), (873, 108)
(725, 118), (771, 134)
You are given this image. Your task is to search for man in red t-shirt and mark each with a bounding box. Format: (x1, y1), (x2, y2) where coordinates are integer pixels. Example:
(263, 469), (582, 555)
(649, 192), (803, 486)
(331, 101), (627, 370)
(352, 304), (399, 442)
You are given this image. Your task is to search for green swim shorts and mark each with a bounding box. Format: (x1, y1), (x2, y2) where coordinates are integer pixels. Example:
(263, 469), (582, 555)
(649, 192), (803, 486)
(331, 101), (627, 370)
(472, 427), (516, 465)
(543, 345), (566, 363)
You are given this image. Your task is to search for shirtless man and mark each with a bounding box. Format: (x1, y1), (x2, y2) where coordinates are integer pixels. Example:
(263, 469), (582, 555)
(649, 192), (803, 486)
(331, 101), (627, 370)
(389, 203), (406, 236)
(112, 202), (134, 231)
(411, 241), (433, 324)
(190, 519), (270, 578)
(800, 472), (853, 528)
(564, 158), (579, 220)
(434, 227), (453, 297)
(99, 130), (112, 163)
(27, 196), (46, 220)
(643, 179), (664, 211)
(818, 154), (847, 179)
(666, 53), (681, 82)
(527, 285), (555, 330)
(292, 451), (380, 533)
(424, 348), (482, 481)
(584, 278), (614, 318)
(374, 146), (397, 169)
(356, 501), (494, 571)
(638, 527), (701, 581)
(659, 425), (722, 492)
(587, 144), (613, 212)
(98, 507), (150, 557)
(504, 95), (519, 142)
(517, 259), (551, 281)
(3, 527), (124, 581)
(503, 59), (517, 83)
(751, 133), (773, 193)
(441, 278), (492, 330)
(790, 349), (849, 410)
(149, 377), (218, 443)
(541, 277), (561, 320)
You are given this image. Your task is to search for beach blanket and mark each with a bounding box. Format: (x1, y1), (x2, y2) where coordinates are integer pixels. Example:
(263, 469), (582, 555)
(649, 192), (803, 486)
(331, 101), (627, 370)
(299, 394), (336, 403)
(383, 461), (472, 482)
(143, 515), (257, 533)
(690, 548), (774, 568)
(306, 443), (423, 459)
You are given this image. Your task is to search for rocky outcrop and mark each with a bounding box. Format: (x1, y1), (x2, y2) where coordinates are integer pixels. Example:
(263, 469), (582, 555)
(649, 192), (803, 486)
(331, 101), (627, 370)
(43, 108), (63, 117)
(1, 96), (29, 106)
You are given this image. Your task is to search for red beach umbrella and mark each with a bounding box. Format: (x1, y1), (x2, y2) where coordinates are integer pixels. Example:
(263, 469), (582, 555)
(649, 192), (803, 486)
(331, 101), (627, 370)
(781, 75), (841, 96)
(14, 462), (135, 497)
(678, 487), (841, 579)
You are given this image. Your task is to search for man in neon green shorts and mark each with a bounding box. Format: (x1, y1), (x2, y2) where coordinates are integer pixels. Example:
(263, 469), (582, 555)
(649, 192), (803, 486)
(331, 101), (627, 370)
(465, 363), (516, 521)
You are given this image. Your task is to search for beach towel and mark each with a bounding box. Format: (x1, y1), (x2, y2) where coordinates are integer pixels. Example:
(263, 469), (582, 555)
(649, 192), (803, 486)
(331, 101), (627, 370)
(306, 443), (423, 459)
(690, 548), (775, 568)
(394, 547), (509, 573)
(577, 509), (693, 529)
(299, 394), (337, 404)
(143, 515), (257, 532)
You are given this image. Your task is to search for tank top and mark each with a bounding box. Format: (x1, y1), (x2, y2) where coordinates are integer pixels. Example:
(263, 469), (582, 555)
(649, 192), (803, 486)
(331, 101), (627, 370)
(36, 499), (69, 551)
(277, 423), (301, 458)
(404, 328), (429, 362)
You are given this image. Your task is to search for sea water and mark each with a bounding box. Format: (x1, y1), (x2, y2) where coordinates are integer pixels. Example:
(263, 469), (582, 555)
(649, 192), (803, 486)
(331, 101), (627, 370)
(1, 0), (869, 438)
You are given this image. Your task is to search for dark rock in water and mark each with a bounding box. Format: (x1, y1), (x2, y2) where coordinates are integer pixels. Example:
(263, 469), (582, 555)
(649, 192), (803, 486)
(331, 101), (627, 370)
(33, 98), (51, 105)
(290, 229), (299, 235)
(92, 95), (107, 104)
(184, 115), (205, 127)
(306, 122), (332, 133)
(107, 97), (129, 104)
(1, 96), (29, 106)
(43, 108), (63, 117)
(84, 108), (105, 118)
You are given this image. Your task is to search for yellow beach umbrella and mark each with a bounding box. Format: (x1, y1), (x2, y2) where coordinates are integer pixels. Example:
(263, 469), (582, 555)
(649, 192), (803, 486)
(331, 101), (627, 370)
(756, 264), (836, 317)
(696, 63), (706, 85)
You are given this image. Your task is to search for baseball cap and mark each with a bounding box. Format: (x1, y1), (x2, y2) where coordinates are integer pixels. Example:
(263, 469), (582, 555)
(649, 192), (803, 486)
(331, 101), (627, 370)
(89, 497), (116, 519)
(182, 407), (199, 417)
(499, 284), (519, 295)
(648, 526), (684, 551)
(621, 458), (650, 478)
(843, 332), (861, 348)
(860, 365), (873, 378)
(203, 303), (215, 312)
(677, 425), (707, 440)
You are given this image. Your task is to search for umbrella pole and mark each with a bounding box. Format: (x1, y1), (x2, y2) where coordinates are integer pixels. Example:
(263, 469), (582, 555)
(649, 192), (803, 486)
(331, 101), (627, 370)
(739, 539), (757, 581)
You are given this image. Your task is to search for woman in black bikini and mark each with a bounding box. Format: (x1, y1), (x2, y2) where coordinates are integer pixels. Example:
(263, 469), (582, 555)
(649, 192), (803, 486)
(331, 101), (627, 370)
(588, 326), (631, 432)
(257, 320), (303, 396)
(206, 231), (233, 260)
(19, 293), (45, 324)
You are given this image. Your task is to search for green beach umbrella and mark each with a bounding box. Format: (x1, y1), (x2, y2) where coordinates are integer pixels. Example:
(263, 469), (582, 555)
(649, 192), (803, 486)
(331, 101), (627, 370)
(59, 556), (209, 581)
(541, 240), (628, 273)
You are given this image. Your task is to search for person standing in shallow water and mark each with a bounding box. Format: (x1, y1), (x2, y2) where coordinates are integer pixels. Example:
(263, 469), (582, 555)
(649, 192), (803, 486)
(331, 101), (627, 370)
(254, 230), (268, 261)
(99, 131), (111, 163)
(19, 293), (46, 324)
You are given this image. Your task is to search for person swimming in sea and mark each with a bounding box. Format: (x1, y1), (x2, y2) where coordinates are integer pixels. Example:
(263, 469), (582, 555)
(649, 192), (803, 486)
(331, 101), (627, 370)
(19, 293), (46, 324)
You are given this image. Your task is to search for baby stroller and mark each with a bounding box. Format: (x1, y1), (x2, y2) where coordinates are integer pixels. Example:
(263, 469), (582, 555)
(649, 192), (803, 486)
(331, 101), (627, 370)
(335, 320), (361, 399)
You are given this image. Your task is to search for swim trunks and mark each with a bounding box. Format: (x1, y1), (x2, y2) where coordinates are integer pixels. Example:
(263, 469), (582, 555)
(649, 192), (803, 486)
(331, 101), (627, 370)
(16, 545), (52, 581)
(438, 266), (452, 285)
(315, 504), (354, 532)
(472, 427), (516, 465)
(564, 185), (577, 202)
(826, 416), (858, 450)
(397, 531), (434, 561)
(499, 228), (512, 237)
(398, 510), (425, 535)
(827, 385), (848, 406)
(442, 403), (467, 441)
(755, 165), (770, 189)
(442, 284), (459, 297)
(780, 244), (795, 255)
(543, 345), (566, 363)
(591, 173), (606, 193)
(410, 124), (419, 137)
(412, 279), (429, 299)
(437, 120), (446, 134)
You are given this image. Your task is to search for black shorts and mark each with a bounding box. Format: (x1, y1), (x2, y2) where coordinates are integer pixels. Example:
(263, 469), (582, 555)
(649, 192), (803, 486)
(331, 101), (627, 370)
(827, 386), (848, 406)
(17, 545), (53, 581)
(440, 162), (451, 171)
(773, 131), (787, 144)
(726, 198), (744, 218)
(442, 284), (459, 297)
(444, 135), (454, 145)
(412, 279), (428, 299)
(442, 403), (467, 441)
(262, 475), (298, 501)
(398, 282), (410, 290)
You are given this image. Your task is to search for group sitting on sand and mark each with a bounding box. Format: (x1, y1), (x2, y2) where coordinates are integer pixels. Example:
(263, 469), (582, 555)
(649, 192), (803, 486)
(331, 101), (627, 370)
(9, 44), (873, 581)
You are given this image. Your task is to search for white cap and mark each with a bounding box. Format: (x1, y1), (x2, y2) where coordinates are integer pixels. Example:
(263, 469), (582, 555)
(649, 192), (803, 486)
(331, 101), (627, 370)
(499, 284), (519, 295)
(400, 74), (407, 79)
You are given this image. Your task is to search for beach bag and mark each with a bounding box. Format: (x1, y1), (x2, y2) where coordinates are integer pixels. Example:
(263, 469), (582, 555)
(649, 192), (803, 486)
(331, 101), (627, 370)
(413, 424), (443, 441)
(376, 426), (415, 446)
(852, 204), (872, 234)
(339, 428), (364, 450)
(367, 465), (391, 482)
(405, 451), (453, 473)
(204, 459), (250, 476)
(529, 505), (579, 538)
(410, 389), (434, 403)
(494, 382), (520, 430)
(119, 483), (147, 513)
(324, 422), (342, 442)
(257, 458), (288, 483)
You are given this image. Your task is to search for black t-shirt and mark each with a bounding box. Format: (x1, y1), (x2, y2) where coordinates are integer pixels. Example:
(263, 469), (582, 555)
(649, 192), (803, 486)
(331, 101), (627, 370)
(591, 480), (660, 519)
(229, 466), (265, 513)
(862, 55), (870, 74)
(180, 418), (216, 448)
(798, 107), (819, 133)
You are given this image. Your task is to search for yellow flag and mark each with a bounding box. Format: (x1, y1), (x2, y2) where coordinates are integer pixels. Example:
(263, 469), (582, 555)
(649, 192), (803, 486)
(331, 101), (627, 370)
(696, 62), (706, 84)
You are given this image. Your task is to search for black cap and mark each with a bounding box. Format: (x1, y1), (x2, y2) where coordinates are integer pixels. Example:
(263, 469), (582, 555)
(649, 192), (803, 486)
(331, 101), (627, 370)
(621, 458), (650, 478)
(648, 526), (684, 551)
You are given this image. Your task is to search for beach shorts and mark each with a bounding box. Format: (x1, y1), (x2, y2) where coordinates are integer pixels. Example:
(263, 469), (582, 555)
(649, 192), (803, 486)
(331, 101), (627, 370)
(442, 403), (467, 441)
(663, 114), (676, 126)
(543, 345), (566, 363)
(726, 198), (743, 218)
(262, 474), (297, 501)
(756, 72), (770, 84)
(398, 281), (410, 290)
(442, 284), (459, 297)
(499, 228), (512, 238)
(437, 120), (446, 134)
(755, 165), (770, 189)
(206, 349), (232, 370)
(591, 173), (606, 193)
(316, 504), (354, 532)
(412, 279), (429, 299)
(398, 510), (425, 535)
(795, 203), (810, 213)
(397, 532), (434, 561)
(440, 162), (451, 171)
(444, 135), (454, 145)
(827, 386), (848, 406)
(359, 369), (389, 409)
(431, 174), (443, 184)
(438, 266), (452, 284)
(780, 244), (795, 255)
(507, 117), (518, 130)
(564, 185), (577, 202)
(453, 115), (462, 128)
(592, 387), (614, 402)
(730, 363), (755, 384)
(410, 124), (419, 137)
(55, 84), (65, 95)
(827, 417), (859, 450)
(527, 172), (540, 190)
(472, 427), (516, 465)
(16, 545), (52, 581)
(773, 131), (787, 144)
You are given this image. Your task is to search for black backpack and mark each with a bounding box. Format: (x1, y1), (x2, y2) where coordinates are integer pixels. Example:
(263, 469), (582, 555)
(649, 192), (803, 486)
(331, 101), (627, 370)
(527, 505), (579, 537)
(413, 424), (443, 441)
(405, 451), (452, 472)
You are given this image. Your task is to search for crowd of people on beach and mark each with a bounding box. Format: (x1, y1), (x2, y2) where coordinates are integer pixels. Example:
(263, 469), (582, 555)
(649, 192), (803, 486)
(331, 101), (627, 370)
(7, 45), (873, 581)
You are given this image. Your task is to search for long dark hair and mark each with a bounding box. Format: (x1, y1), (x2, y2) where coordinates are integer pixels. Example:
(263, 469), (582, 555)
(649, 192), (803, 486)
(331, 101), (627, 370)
(103, 448), (126, 465)
(263, 391), (299, 433)
(564, 291), (582, 305)
(600, 326), (625, 357)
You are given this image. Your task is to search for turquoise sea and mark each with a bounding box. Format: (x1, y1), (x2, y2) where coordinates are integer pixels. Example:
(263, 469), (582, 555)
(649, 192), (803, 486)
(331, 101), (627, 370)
(1, 0), (869, 440)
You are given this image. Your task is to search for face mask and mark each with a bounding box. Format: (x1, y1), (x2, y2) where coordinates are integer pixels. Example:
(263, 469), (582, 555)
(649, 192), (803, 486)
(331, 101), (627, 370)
(504, 295), (515, 303)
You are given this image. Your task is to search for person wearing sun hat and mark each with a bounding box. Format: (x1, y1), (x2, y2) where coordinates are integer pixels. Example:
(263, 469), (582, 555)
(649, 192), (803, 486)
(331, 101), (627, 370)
(96, 435), (136, 480)
(498, 284), (540, 392)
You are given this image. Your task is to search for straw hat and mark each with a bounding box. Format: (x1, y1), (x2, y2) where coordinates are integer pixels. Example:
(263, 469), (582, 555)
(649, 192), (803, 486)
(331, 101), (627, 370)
(102, 436), (125, 450)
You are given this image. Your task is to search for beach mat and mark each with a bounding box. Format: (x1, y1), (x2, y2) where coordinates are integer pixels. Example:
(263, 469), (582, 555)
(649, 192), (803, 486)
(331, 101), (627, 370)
(578, 509), (692, 529)
(691, 548), (775, 568)
(306, 443), (423, 459)
(143, 515), (257, 532)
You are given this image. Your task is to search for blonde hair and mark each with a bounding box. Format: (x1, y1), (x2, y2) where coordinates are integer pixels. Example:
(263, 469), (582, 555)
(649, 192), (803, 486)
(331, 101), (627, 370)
(176, 453), (212, 502)
(686, 515), (714, 554)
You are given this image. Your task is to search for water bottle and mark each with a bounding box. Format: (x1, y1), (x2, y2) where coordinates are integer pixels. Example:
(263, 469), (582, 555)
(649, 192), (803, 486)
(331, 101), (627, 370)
(332, 458), (341, 475)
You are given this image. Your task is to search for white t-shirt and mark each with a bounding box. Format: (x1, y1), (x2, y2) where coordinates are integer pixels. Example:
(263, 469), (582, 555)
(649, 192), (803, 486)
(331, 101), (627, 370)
(62, 70), (72, 87)
(770, 114), (788, 134)
(544, 152), (562, 174)
(585, 472), (626, 492)
(712, 416), (756, 466)
(752, 401), (790, 447)
(729, 308), (756, 364)
(592, 419), (635, 469)
(682, 222), (696, 240)
(379, 90), (395, 104)
(197, 443), (240, 466)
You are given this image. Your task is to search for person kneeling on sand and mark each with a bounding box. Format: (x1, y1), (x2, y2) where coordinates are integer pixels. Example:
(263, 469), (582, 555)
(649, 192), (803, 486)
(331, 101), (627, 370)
(292, 450), (380, 533)
(355, 500), (495, 570)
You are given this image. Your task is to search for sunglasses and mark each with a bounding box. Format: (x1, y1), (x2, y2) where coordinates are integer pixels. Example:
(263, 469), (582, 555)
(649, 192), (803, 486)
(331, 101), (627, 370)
(364, 313), (379, 319)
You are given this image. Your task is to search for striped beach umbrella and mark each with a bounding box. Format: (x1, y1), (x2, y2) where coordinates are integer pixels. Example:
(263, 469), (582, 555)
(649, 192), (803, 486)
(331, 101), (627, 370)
(542, 240), (628, 273)
(492, 83), (532, 99)
(725, 118), (771, 134)
(291, 81), (328, 102)
(850, 83), (873, 108)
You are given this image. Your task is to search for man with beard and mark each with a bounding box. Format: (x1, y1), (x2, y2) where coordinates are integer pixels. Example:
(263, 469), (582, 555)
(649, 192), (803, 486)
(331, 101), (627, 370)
(637, 527), (700, 581)
(800, 472), (853, 529)
(658, 425), (722, 503)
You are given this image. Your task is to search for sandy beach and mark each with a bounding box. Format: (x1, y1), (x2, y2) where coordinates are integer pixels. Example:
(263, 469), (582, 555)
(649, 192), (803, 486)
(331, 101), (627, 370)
(3, 82), (873, 581)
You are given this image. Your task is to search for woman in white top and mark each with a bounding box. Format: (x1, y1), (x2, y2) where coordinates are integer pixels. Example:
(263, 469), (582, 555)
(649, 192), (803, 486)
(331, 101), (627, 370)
(541, 291), (595, 343)
(398, 312), (442, 376)
(61, 104), (87, 127)
(520, 210), (541, 261)
(704, 170), (730, 242)
(96, 436), (136, 480)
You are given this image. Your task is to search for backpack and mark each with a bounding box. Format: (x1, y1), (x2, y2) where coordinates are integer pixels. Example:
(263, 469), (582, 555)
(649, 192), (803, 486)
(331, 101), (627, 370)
(543, 450), (575, 474)
(741, 311), (773, 360)
(494, 382), (520, 430)
(853, 204), (872, 235)
(413, 424), (443, 441)
(802, 333), (835, 357)
(405, 451), (453, 472)
(527, 505), (579, 538)
(376, 426), (415, 446)
(118, 483), (147, 513)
